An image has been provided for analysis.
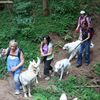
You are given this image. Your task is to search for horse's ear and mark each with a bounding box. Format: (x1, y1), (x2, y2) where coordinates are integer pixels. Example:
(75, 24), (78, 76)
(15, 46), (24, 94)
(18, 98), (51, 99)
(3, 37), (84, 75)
(32, 59), (36, 64)
(30, 61), (32, 64)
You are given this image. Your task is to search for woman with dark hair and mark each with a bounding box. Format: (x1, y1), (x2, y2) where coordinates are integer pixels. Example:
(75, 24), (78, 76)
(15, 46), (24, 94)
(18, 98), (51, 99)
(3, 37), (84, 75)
(40, 35), (54, 80)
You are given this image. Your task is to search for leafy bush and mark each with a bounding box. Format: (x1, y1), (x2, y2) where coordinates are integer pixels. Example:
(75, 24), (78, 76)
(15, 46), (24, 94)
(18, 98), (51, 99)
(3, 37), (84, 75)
(32, 75), (100, 100)
(93, 62), (100, 76)
(80, 88), (100, 100)
(64, 33), (73, 42)
(33, 93), (47, 100)
(50, 0), (79, 15)
(14, 1), (33, 16)
(15, 16), (33, 28)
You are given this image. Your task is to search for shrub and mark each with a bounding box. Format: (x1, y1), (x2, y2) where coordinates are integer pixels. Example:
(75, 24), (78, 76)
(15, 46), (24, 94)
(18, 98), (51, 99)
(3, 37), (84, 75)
(93, 62), (100, 76)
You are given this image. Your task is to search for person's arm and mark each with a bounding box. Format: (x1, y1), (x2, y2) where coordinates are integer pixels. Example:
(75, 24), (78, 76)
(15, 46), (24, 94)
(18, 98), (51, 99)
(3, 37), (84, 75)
(78, 32), (82, 40)
(40, 42), (44, 55)
(16, 51), (24, 68)
(75, 17), (80, 33)
(11, 51), (24, 72)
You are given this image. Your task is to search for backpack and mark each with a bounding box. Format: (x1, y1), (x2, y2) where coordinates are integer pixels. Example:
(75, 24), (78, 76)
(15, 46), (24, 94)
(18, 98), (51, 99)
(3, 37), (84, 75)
(89, 28), (94, 40)
(6, 48), (22, 59)
(85, 15), (92, 27)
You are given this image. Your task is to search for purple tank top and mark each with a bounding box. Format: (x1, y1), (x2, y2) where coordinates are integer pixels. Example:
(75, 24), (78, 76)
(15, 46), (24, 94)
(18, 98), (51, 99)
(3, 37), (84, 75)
(42, 44), (48, 54)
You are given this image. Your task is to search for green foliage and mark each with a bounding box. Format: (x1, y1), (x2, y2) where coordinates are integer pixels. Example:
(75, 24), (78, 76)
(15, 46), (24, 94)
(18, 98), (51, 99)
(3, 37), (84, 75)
(79, 88), (100, 100)
(54, 76), (78, 94)
(48, 95), (59, 100)
(77, 0), (100, 15)
(0, 56), (7, 79)
(17, 40), (39, 67)
(64, 33), (73, 42)
(93, 62), (100, 76)
(0, 10), (17, 47)
(13, 0), (34, 41)
(14, 1), (33, 16)
(15, 2), (32, 11)
(32, 76), (100, 100)
(77, 76), (88, 85)
(33, 93), (47, 100)
(15, 16), (33, 28)
(50, 0), (79, 15)
(11, 0), (79, 42)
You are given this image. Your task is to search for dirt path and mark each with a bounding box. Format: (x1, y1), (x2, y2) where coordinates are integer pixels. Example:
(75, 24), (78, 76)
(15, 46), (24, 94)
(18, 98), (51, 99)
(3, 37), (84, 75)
(0, 79), (25, 100)
(0, 15), (100, 100)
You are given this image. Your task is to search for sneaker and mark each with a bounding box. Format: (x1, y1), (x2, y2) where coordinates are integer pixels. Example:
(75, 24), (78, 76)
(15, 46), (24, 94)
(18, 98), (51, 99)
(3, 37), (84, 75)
(15, 90), (20, 95)
(76, 64), (82, 68)
(45, 76), (50, 81)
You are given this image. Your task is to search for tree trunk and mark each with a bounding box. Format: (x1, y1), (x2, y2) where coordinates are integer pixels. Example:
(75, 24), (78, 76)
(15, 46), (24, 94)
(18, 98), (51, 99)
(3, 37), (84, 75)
(43, 0), (49, 16)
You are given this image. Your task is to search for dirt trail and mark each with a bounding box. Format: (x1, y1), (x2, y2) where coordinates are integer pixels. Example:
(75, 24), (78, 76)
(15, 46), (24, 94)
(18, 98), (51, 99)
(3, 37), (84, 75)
(0, 15), (100, 100)
(0, 79), (25, 100)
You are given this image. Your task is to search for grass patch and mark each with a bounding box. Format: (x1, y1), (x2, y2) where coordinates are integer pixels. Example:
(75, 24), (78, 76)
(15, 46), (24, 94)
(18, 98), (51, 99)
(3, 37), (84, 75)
(93, 62), (100, 76)
(32, 76), (100, 100)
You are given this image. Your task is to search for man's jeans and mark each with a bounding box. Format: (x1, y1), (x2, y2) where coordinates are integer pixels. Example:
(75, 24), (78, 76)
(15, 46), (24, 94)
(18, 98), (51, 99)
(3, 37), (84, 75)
(77, 40), (91, 65)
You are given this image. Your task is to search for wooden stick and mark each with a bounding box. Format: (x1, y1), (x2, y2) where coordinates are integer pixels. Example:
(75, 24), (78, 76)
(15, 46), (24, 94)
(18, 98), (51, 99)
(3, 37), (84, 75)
(0, 1), (13, 4)
(75, 85), (100, 88)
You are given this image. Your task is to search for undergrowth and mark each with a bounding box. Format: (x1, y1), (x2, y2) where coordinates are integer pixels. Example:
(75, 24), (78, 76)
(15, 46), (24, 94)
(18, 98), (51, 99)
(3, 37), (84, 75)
(32, 75), (100, 100)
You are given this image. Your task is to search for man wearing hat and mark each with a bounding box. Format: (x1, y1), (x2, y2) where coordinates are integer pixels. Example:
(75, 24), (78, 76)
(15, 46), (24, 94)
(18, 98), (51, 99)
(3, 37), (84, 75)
(75, 11), (94, 67)
(75, 10), (93, 40)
